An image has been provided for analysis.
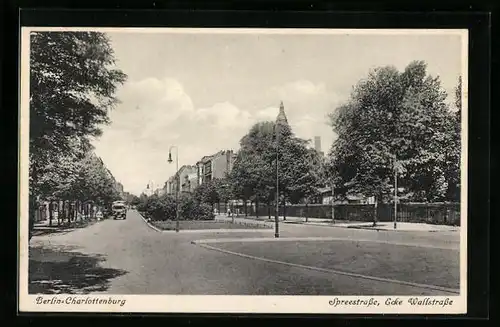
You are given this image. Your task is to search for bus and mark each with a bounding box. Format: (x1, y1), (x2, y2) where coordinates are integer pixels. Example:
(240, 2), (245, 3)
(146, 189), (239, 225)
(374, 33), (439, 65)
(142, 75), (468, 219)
(111, 200), (127, 220)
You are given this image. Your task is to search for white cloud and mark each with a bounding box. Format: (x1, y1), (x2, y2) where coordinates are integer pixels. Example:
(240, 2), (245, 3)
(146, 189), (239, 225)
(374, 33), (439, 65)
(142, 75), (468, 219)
(196, 102), (252, 129)
(92, 77), (345, 194)
(93, 77), (256, 195)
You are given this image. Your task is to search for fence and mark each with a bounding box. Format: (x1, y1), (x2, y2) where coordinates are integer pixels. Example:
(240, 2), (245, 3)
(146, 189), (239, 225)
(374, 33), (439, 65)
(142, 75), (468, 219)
(33, 200), (105, 224)
(214, 202), (461, 226)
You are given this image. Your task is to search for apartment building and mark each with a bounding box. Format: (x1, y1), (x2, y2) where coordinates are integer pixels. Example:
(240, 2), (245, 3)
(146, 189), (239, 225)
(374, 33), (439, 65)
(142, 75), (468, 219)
(196, 150), (236, 185)
(179, 165), (198, 193)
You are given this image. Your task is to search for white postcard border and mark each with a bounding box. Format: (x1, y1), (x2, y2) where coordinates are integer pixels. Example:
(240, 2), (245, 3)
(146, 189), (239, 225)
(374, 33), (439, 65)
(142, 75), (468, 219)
(18, 27), (469, 314)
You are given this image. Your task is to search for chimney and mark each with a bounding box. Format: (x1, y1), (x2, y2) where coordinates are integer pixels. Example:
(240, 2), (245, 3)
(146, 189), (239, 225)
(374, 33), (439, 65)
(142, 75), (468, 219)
(314, 136), (322, 153)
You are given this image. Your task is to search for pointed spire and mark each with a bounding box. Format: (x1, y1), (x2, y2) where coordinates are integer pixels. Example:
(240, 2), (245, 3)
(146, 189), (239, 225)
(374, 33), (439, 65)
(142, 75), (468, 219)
(276, 101), (288, 126)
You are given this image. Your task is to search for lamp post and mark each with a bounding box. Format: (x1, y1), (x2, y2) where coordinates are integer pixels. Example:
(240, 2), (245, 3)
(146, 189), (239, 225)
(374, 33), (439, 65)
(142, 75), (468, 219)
(331, 180), (335, 224)
(393, 157), (398, 230)
(275, 145), (280, 238)
(316, 155), (335, 224)
(168, 146), (180, 233)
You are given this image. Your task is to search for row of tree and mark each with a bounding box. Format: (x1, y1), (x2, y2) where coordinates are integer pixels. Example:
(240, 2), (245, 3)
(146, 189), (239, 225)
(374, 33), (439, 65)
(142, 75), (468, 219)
(182, 120), (325, 219)
(29, 31), (127, 238)
(187, 61), (461, 220)
(329, 61), (461, 205)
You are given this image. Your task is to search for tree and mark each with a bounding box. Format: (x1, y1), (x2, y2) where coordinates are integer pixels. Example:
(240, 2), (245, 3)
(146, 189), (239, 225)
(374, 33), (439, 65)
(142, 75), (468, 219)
(329, 61), (460, 212)
(229, 120), (323, 219)
(214, 177), (233, 208)
(230, 122), (277, 217)
(443, 76), (462, 201)
(128, 194), (142, 206)
(193, 179), (219, 208)
(29, 32), (127, 238)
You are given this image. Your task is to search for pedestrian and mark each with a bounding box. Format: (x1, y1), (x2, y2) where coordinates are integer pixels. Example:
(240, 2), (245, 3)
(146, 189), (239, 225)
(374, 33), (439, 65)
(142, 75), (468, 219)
(227, 208), (231, 217)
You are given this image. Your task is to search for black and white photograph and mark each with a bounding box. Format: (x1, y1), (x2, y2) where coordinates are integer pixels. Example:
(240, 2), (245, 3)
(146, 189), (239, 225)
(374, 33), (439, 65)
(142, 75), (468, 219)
(19, 27), (467, 314)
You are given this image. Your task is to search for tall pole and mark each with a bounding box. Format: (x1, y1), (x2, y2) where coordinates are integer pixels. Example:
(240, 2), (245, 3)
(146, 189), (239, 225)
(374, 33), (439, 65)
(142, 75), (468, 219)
(168, 146), (180, 232)
(275, 148), (280, 238)
(175, 148), (180, 233)
(394, 159), (397, 230)
(331, 181), (335, 223)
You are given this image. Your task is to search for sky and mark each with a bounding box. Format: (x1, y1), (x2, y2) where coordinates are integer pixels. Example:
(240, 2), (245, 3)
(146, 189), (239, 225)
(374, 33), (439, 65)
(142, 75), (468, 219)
(91, 29), (465, 195)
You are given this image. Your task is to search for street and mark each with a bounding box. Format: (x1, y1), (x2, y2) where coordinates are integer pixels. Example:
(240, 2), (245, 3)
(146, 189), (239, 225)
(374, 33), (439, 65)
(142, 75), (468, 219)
(29, 210), (460, 296)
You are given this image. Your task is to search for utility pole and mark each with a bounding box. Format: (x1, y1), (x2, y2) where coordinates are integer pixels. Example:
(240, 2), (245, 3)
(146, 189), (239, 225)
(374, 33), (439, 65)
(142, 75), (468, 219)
(275, 148), (280, 238)
(168, 146), (180, 233)
(394, 158), (398, 230)
(331, 181), (335, 223)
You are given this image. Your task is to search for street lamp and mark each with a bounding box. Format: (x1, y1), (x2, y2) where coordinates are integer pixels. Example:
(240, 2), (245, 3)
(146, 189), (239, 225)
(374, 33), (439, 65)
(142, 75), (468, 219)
(393, 157), (400, 230)
(320, 157), (335, 224)
(168, 146), (180, 233)
(275, 143), (280, 238)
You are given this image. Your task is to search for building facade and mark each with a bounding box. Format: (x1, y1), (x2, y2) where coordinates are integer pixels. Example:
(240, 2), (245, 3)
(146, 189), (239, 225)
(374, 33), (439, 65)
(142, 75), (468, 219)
(196, 150), (236, 185)
(179, 165), (198, 193)
(165, 176), (176, 195)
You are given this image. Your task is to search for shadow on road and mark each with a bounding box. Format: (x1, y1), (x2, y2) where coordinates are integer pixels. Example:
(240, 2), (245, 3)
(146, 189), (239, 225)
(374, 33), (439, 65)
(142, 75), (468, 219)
(32, 219), (101, 237)
(29, 246), (127, 294)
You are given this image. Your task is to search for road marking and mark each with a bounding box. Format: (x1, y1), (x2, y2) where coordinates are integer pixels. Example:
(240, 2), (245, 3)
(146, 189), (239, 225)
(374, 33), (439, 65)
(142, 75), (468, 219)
(193, 237), (459, 251)
(196, 242), (460, 295)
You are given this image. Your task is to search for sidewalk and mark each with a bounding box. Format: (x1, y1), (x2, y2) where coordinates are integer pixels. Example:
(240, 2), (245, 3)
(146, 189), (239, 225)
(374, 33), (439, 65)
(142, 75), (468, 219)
(346, 222), (460, 232)
(215, 215), (361, 227)
(32, 218), (99, 237)
(214, 215), (459, 232)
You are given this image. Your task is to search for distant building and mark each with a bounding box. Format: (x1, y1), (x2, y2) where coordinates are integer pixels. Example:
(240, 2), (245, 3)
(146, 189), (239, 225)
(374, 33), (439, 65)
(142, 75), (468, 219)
(164, 165), (197, 195)
(165, 176), (176, 195)
(188, 175), (198, 193)
(196, 150), (236, 185)
(178, 165), (197, 193)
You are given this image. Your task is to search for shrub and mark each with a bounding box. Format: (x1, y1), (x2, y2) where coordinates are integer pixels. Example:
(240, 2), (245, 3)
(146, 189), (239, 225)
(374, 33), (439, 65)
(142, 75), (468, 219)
(195, 203), (215, 220)
(139, 193), (214, 221)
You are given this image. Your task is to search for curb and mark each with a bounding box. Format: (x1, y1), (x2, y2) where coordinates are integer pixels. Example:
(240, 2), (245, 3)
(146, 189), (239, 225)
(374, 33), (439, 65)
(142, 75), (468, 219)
(194, 242), (460, 295)
(214, 218), (273, 228)
(160, 229), (274, 234)
(137, 212), (274, 234)
(345, 225), (460, 233)
(137, 212), (163, 232)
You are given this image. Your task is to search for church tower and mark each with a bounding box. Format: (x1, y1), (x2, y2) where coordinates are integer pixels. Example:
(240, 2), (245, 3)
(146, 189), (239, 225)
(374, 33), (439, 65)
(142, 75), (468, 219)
(275, 101), (288, 126)
(275, 101), (290, 142)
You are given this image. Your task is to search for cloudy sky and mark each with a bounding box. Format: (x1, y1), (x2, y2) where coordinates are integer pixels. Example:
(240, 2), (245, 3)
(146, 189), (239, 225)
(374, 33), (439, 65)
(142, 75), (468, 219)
(91, 29), (464, 195)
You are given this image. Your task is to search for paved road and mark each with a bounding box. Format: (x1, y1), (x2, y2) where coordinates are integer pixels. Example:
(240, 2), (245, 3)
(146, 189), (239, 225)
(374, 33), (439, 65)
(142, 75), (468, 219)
(29, 210), (460, 295)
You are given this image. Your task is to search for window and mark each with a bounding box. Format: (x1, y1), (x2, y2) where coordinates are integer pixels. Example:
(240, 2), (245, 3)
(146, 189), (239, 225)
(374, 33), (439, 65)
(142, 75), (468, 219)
(204, 162), (212, 175)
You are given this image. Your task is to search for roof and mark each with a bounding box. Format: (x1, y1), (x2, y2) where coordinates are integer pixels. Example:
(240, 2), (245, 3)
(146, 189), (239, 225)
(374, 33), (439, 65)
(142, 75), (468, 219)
(197, 149), (235, 164)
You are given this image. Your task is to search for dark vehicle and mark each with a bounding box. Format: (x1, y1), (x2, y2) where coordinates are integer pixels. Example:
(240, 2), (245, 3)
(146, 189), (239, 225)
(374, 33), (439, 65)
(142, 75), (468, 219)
(112, 201), (127, 220)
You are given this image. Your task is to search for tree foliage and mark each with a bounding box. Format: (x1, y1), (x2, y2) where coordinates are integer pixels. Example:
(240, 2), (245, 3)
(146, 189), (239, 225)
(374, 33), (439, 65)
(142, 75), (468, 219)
(29, 32), (127, 237)
(328, 61), (460, 202)
(137, 192), (214, 221)
(30, 32), (126, 165)
(193, 179), (220, 206)
(228, 121), (323, 205)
